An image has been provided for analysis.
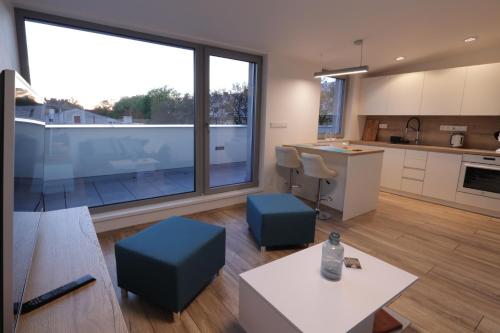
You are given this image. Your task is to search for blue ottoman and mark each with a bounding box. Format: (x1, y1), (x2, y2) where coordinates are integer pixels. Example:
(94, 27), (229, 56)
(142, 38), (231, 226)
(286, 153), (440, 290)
(115, 216), (225, 318)
(247, 193), (316, 250)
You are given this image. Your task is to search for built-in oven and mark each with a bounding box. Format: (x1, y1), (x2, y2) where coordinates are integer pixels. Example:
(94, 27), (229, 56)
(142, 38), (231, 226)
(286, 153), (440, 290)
(458, 154), (500, 200)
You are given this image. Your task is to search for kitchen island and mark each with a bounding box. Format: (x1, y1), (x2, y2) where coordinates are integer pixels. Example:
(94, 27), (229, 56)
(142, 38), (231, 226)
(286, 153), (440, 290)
(285, 143), (384, 221)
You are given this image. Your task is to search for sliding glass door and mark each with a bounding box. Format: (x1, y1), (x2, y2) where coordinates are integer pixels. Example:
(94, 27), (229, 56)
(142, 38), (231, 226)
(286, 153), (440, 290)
(16, 10), (262, 211)
(205, 50), (261, 191)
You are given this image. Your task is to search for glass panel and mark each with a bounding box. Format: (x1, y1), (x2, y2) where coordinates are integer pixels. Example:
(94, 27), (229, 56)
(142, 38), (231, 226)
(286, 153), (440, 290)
(463, 166), (500, 194)
(23, 20), (195, 210)
(208, 55), (256, 188)
(318, 77), (346, 139)
(13, 74), (44, 325)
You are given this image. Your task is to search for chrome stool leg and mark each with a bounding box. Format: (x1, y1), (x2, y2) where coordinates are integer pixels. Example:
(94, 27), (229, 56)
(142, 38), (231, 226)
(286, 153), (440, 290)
(315, 179), (332, 220)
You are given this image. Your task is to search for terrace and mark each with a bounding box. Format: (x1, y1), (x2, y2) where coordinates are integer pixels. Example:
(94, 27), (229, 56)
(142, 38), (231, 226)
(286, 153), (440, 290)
(14, 119), (251, 211)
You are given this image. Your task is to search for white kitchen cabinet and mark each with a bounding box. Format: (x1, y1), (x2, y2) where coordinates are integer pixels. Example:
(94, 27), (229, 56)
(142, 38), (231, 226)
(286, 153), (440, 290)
(461, 63), (500, 115)
(404, 149), (428, 169)
(401, 178), (424, 195)
(380, 147), (405, 190)
(359, 76), (390, 115)
(423, 152), (462, 201)
(386, 73), (424, 115)
(420, 67), (466, 116)
(420, 67), (466, 115)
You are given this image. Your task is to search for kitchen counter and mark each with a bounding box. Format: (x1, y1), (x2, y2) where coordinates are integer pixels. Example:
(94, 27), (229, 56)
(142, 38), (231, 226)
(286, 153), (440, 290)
(351, 140), (500, 157)
(286, 143), (385, 156)
(283, 143), (384, 221)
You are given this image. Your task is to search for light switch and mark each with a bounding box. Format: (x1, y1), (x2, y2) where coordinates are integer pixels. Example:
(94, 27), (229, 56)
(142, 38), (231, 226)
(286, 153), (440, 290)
(270, 122), (287, 128)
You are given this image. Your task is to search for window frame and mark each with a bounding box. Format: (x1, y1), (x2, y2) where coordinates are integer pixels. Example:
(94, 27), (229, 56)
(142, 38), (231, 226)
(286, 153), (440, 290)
(317, 77), (349, 139)
(203, 47), (262, 195)
(14, 8), (262, 213)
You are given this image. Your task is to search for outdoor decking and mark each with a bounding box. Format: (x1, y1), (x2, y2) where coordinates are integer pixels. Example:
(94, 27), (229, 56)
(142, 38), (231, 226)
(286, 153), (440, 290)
(15, 162), (249, 211)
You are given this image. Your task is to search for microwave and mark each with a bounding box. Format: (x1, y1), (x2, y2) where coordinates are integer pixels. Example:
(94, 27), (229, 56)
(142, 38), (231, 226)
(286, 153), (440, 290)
(457, 154), (500, 200)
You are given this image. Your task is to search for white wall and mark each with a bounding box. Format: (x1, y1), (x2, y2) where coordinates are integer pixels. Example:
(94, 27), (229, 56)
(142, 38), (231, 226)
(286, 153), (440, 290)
(261, 54), (320, 192)
(0, 0), (19, 72)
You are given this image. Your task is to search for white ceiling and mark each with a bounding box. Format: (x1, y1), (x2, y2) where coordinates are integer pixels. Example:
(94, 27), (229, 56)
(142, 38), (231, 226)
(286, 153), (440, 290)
(12, 0), (500, 72)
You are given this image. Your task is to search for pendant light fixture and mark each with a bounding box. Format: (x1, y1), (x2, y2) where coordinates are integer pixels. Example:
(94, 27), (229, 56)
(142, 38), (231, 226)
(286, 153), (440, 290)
(314, 39), (369, 78)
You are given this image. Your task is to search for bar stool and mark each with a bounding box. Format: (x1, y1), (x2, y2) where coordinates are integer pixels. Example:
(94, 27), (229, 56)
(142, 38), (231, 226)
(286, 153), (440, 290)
(300, 153), (337, 220)
(275, 146), (302, 193)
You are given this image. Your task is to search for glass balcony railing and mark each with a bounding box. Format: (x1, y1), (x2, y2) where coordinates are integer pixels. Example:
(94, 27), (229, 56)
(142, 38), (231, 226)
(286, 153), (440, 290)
(14, 119), (249, 211)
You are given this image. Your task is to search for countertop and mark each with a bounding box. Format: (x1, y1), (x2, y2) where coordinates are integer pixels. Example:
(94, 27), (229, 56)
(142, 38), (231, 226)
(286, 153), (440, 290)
(350, 140), (500, 157)
(286, 143), (384, 156)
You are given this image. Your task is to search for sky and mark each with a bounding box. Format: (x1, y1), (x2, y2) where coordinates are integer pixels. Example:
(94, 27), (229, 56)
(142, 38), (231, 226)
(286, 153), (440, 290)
(25, 21), (250, 109)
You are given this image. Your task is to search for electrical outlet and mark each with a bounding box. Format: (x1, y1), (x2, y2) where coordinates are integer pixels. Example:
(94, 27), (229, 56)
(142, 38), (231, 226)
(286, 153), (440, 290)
(440, 125), (468, 132)
(379, 123), (388, 129)
(453, 126), (467, 132)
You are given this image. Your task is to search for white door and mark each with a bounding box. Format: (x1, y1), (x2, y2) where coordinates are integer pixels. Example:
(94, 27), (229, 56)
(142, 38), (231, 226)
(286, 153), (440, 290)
(420, 67), (466, 115)
(359, 76), (390, 115)
(461, 63), (500, 115)
(380, 148), (405, 190)
(423, 152), (462, 201)
(386, 72), (424, 115)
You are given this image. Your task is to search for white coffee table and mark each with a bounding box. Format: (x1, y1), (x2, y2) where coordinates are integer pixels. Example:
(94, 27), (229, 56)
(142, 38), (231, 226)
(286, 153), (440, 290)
(239, 243), (417, 333)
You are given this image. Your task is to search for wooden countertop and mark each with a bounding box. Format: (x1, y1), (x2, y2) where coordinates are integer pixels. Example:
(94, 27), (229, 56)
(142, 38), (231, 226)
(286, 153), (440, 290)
(16, 207), (128, 333)
(286, 143), (384, 156)
(351, 140), (500, 157)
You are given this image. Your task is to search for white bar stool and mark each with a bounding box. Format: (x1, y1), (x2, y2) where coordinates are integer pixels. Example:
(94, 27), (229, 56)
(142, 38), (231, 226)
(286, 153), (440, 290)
(301, 152), (337, 220)
(275, 146), (302, 193)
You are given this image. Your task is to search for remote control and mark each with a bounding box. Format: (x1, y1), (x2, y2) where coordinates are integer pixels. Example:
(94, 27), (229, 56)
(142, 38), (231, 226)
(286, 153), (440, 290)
(20, 274), (96, 314)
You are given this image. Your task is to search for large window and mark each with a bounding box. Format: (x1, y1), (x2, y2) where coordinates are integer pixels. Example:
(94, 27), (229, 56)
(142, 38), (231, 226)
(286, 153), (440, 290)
(15, 10), (261, 211)
(207, 53), (259, 190)
(318, 77), (347, 139)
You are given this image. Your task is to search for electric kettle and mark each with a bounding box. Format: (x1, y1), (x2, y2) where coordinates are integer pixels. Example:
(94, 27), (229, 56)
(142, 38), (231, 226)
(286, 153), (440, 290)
(450, 133), (465, 148)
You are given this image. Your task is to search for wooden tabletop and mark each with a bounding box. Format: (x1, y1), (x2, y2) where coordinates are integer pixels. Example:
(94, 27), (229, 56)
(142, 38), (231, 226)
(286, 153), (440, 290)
(351, 140), (500, 157)
(16, 207), (128, 333)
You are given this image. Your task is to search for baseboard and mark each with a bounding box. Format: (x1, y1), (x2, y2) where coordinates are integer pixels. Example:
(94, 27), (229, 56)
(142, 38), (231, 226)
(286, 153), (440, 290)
(92, 187), (263, 233)
(380, 188), (500, 218)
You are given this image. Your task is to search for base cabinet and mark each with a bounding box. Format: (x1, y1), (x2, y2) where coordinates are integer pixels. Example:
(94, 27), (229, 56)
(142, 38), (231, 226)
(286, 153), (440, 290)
(380, 148), (405, 190)
(422, 152), (462, 201)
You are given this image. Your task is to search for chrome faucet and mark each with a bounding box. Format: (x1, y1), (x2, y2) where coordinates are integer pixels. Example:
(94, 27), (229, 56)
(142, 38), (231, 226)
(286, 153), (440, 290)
(405, 117), (421, 144)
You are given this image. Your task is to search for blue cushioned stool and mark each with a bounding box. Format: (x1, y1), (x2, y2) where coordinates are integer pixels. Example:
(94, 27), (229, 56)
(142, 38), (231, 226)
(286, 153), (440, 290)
(247, 193), (316, 251)
(115, 216), (225, 321)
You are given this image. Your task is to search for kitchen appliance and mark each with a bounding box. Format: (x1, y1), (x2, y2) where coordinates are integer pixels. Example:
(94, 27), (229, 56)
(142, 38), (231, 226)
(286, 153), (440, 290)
(458, 154), (500, 200)
(390, 136), (409, 144)
(450, 133), (465, 148)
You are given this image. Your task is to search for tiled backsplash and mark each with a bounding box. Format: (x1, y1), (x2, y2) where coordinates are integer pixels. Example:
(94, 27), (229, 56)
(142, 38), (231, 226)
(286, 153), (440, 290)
(366, 116), (500, 150)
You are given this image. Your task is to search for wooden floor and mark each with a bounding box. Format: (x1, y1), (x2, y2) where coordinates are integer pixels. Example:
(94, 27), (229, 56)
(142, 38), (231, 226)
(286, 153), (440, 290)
(98, 192), (500, 333)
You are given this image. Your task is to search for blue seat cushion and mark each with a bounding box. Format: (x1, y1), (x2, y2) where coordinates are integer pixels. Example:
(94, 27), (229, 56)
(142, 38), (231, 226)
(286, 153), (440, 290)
(115, 216), (225, 312)
(247, 193), (316, 247)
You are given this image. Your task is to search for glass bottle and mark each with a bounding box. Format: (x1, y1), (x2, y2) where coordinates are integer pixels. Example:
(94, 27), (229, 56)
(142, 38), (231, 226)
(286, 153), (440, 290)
(321, 232), (344, 281)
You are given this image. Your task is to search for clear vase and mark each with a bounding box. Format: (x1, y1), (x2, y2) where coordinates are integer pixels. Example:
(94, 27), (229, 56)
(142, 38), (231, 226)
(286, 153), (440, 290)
(321, 232), (344, 281)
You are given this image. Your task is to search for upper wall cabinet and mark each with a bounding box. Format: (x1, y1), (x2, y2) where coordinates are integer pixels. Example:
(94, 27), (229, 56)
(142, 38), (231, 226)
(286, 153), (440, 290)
(461, 63), (500, 116)
(360, 76), (390, 115)
(386, 72), (424, 115)
(359, 62), (500, 116)
(420, 67), (466, 116)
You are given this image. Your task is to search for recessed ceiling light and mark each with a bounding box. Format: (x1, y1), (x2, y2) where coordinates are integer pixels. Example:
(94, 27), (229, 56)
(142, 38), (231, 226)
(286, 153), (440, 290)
(395, 56), (405, 61)
(464, 36), (477, 43)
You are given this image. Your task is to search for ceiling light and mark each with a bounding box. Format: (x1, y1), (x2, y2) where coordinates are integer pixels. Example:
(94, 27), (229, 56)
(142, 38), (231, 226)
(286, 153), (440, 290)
(395, 56), (405, 61)
(314, 66), (369, 78)
(464, 36), (477, 43)
(314, 39), (369, 78)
